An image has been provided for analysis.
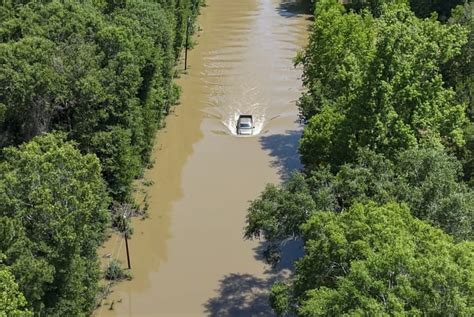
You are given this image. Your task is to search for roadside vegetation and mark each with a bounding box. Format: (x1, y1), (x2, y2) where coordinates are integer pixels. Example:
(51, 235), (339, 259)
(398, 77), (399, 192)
(245, 0), (473, 315)
(0, 0), (200, 315)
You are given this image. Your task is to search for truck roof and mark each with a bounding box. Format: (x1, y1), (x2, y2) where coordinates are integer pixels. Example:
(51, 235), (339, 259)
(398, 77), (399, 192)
(238, 115), (253, 122)
(239, 117), (252, 124)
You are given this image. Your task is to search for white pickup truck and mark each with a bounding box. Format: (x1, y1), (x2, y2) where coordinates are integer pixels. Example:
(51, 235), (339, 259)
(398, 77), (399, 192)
(236, 115), (254, 135)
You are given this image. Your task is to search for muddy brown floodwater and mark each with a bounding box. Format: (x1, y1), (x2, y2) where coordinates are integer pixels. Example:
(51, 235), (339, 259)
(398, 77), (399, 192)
(95, 0), (310, 316)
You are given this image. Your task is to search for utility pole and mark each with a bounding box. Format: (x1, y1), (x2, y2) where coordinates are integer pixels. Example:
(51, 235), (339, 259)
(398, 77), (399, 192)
(123, 212), (131, 270)
(184, 16), (190, 70)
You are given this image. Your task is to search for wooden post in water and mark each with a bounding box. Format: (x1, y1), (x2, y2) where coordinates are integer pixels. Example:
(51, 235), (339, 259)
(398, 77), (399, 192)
(123, 213), (131, 270)
(124, 232), (131, 270)
(185, 17), (190, 70)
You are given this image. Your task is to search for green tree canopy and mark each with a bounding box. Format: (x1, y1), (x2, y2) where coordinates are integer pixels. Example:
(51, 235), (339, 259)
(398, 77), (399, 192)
(445, 2), (474, 184)
(0, 133), (110, 315)
(298, 1), (468, 169)
(271, 202), (474, 316)
(0, 268), (32, 317)
(245, 147), (473, 250)
(247, 1), (473, 316)
(0, 0), (202, 313)
(0, 0), (200, 201)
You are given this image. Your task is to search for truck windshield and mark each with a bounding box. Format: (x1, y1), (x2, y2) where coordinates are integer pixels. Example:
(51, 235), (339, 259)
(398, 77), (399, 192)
(240, 123), (251, 128)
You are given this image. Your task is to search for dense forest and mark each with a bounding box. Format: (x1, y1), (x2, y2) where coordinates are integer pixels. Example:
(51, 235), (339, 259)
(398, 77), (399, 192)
(0, 0), (200, 315)
(0, 0), (472, 315)
(245, 0), (473, 315)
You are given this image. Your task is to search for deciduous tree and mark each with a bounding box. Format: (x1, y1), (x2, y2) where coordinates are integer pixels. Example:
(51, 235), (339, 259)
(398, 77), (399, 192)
(0, 268), (32, 317)
(298, 1), (468, 169)
(0, 133), (110, 315)
(271, 203), (474, 316)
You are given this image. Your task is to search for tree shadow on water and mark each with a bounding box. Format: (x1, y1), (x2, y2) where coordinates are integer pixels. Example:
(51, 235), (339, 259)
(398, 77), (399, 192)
(253, 239), (304, 273)
(204, 273), (276, 317)
(259, 130), (302, 181)
(204, 240), (303, 316)
(277, 0), (313, 19)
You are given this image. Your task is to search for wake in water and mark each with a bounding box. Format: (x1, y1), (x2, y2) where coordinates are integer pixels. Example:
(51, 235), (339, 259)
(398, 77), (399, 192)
(222, 103), (266, 136)
(204, 81), (271, 137)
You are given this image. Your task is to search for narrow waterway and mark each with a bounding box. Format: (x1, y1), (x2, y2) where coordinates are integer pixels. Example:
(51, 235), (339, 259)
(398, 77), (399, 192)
(97, 0), (310, 315)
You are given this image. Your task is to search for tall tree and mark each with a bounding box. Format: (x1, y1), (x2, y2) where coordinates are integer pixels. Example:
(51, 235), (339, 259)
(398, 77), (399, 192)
(271, 202), (474, 316)
(246, 147), (473, 256)
(246, 1), (473, 316)
(298, 1), (468, 169)
(0, 0), (201, 201)
(0, 134), (110, 315)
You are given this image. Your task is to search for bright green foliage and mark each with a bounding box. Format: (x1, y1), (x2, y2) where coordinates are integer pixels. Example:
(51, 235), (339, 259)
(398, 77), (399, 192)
(0, 134), (110, 315)
(0, 0), (200, 201)
(298, 1), (468, 169)
(272, 202), (474, 316)
(269, 282), (291, 316)
(0, 268), (32, 317)
(296, 1), (375, 121)
(0, 216), (53, 314)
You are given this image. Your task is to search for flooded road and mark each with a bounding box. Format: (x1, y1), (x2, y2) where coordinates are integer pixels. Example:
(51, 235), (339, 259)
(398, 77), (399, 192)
(97, 0), (310, 315)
